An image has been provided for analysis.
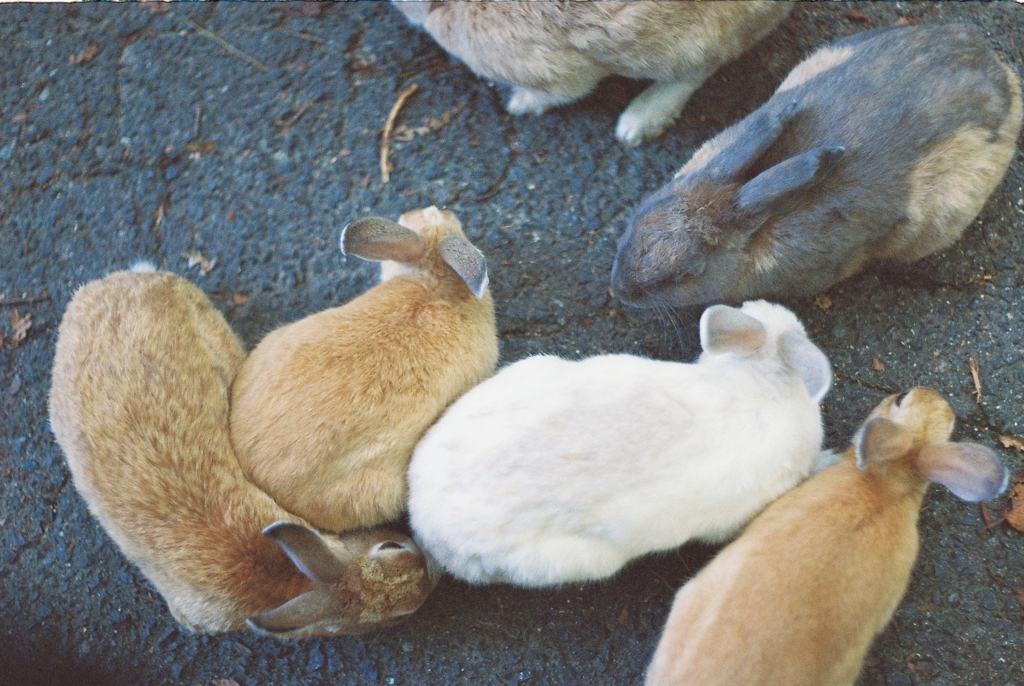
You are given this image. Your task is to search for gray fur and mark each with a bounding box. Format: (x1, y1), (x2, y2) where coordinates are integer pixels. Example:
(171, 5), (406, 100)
(612, 24), (1023, 309)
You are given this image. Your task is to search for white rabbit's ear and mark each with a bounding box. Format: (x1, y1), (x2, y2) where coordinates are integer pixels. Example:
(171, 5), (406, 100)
(854, 417), (914, 469)
(778, 329), (832, 404)
(915, 442), (1009, 502)
(341, 217), (426, 263)
(262, 521), (351, 584)
(699, 305), (767, 356)
(439, 236), (489, 299)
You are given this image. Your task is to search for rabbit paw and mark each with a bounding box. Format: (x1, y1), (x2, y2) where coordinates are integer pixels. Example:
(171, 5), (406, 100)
(507, 87), (573, 116)
(616, 78), (701, 146)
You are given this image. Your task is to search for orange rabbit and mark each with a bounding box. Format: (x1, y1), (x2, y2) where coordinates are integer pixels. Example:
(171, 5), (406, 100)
(645, 387), (1009, 686)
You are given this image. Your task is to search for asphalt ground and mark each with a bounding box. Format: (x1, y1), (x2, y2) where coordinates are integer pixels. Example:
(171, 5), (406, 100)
(0, 2), (1022, 685)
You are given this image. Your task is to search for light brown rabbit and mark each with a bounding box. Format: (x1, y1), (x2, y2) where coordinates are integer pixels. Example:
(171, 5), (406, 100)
(393, 1), (792, 145)
(49, 268), (435, 637)
(645, 387), (1009, 686)
(231, 206), (498, 534)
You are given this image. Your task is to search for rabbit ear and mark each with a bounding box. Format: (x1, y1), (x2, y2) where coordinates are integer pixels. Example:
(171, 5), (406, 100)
(699, 305), (767, 356)
(341, 217), (426, 263)
(262, 521), (352, 585)
(246, 589), (355, 636)
(439, 236), (489, 299)
(778, 329), (832, 404)
(702, 100), (798, 181)
(854, 417), (914, 469)
(915, 442), (1009, 502)
(736, 146), (846, 219)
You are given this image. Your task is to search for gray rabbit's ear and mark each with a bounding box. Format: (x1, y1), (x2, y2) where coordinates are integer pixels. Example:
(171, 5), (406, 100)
(341, 218), (426, 263)
(778, 329), (832, 404)
(854, 417), (914, 469)
(699, 305), (767, 356)
(736, 146), (846, 219)
(701, 100), (799, 181)
(915, 442), (1009, 503)
(439, 236), (489, 299)
(246, 589), (354, 637)
(262, 521), (351, 585)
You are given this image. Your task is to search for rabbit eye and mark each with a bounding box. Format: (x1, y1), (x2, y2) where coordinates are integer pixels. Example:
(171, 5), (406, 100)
(375, 541), (406, 552)
(893, 391), (909, 408)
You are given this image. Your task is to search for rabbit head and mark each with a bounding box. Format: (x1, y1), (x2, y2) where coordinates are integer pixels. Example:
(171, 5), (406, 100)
(247, 522), (436, 638)
(699, 300), (831, 404)
(854, 388), (1008, 502)
(612, 102), (845, 309)
(342, 206), (488, 299)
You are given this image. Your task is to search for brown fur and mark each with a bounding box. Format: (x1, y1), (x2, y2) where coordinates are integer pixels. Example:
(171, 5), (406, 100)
(878, 62), (1023, 262)
(231, 207), (498, 533)
(50, 271), (434, 635)
(645, 388), (1000, 686)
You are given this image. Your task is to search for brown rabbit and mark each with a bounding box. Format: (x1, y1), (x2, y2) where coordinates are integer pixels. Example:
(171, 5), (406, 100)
(393, 1), (791, 145)
(231, 206), (498, 534)
(49, 268), (435, 637)
(645, 387), (1009, 686)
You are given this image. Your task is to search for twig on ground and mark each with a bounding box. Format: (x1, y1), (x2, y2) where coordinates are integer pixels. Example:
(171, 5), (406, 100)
(380, 83), (419, 183)
(0, 292), (50, 307)
(184, 19), (270, 73)
(274, 103), (315, 135)
(193, 104), (202, 139)
(968, 358), (982, 403)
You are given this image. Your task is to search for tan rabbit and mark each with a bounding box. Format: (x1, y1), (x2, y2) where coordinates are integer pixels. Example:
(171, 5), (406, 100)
(645, 387), (1009, 686)
(231, 206), (498, 534)
(49, 268), (435, 637)
(393, 1), (792, 145)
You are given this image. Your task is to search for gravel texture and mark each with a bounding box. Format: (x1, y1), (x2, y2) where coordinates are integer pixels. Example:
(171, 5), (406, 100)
(1, 3), (1022, 685)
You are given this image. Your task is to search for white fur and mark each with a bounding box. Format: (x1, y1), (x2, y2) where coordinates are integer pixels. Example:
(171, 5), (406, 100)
(616, 75), (710, 146)
(407, 300), (829, 587)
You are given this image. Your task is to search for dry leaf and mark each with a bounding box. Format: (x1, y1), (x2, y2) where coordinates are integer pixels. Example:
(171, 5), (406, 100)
(232, 293), (250, 306)
(212, 680), (241, 686)
(968, 358), (982, 403)
(998, 435), (1024, 452)
(896, 16), (921, 25)
(184, 141), (216, 155)
(147, 2), (171, 14)
(845, 10), (875, 24)
(183, 251), (217, 276)
(10, 309), (32, 345)
(871, 357), (886, 372)
(1005, 482), (1024, 533)
(814, 294), (833, 310)
(12, 112), (27, 123)
(70, 42), (100, 65)
(615, 607), (629, 626)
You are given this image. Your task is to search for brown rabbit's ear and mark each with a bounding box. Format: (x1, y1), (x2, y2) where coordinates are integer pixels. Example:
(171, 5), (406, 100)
(439, 235), (489, 299)
(699, 305), (766, 356)
(854, 417), (914, 469)
(915, 442), (1009, 502)
(246, 589), (356, 636)
(262, 521), (352, 585)
(341, 218), (426, 263)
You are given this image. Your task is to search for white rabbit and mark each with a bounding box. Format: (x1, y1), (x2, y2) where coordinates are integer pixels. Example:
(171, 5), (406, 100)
(407, 300), (831, 587)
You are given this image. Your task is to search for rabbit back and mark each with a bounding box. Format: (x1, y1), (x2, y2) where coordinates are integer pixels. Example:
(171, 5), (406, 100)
(231, 271), (498, 534)
(50, 271), (312, 632)
(399, 2), (790, 98)
(645, 454), (920, 686)
(408, 352), (822, 587)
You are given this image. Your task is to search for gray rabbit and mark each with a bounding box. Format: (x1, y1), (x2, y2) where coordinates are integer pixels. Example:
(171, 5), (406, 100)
(612, 24), (1022, 309)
